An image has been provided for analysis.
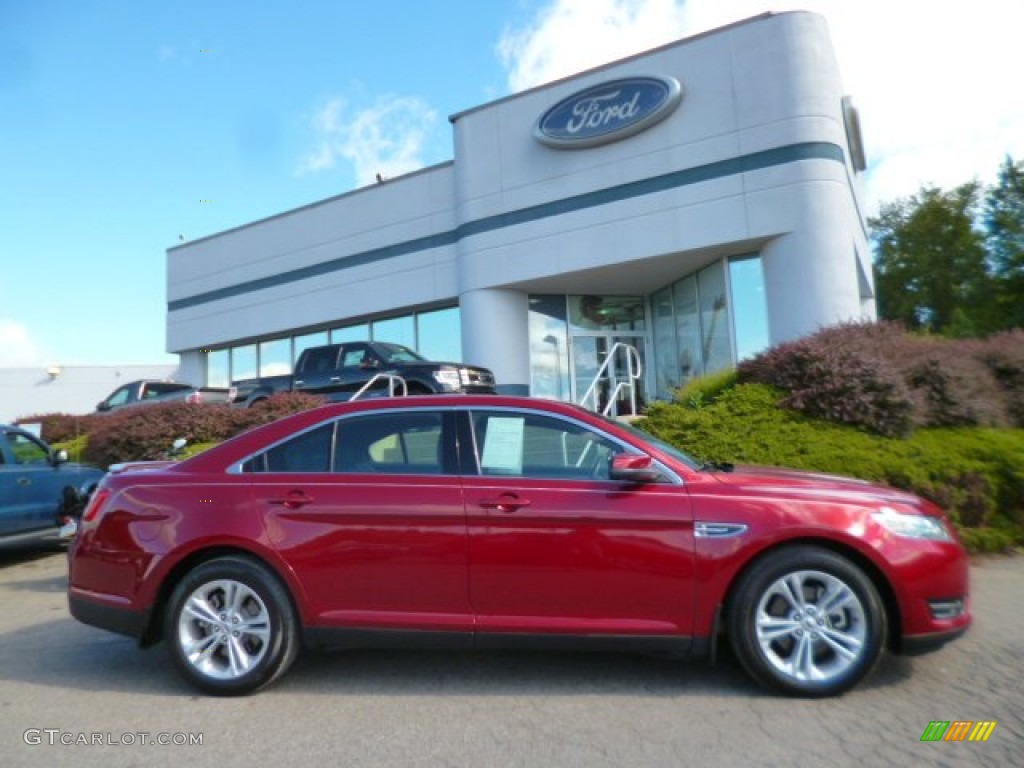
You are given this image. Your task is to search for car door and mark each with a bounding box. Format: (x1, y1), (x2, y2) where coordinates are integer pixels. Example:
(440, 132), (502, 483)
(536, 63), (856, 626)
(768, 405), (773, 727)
(461, 408), (696, 639)
(335, 343), (383, 394)
(292, 345), (342, 395)
(0, 429), (60, 534)
(246, 410), (472, 635)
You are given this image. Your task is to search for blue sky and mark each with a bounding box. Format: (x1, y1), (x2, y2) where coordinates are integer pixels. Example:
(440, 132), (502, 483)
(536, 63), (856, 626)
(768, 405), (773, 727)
(2, 0), (1022, 367)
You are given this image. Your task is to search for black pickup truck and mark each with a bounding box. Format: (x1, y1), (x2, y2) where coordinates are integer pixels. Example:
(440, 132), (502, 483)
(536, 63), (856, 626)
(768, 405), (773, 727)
(231, 341), (496, 407)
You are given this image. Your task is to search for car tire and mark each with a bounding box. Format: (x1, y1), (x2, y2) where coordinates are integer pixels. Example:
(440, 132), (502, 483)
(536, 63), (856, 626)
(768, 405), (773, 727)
(164, 556), (299, 696)
(727, 546), (887, 697)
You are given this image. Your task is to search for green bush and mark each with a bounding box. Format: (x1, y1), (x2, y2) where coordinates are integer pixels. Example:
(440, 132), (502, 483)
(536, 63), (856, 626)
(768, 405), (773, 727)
(674, 369), (738, 409)
(638, 383), (1024, 553)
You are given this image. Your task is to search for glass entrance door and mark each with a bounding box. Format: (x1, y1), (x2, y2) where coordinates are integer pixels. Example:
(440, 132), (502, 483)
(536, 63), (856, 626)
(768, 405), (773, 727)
(571, 335), (646, 416)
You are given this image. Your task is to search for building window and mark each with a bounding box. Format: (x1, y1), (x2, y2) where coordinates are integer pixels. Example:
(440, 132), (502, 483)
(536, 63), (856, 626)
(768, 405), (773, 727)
(698, 261), (731, 375)
(528, 295), (570, 400)
(729, 255), (770, 362)
(372, 315), (415, 348)
(259, 338), (292, 377)
(294, 331), (328, 363)
(672, 274), (701, 387)
(569, 296), (645, 332)
(329, 325), (367, 345)
(651, 288), (678, 399)
(651, 254), (768, 399)
(416, 307), (462, 362)
(207, 349), (229, 388)
(231, 344), (257, 382)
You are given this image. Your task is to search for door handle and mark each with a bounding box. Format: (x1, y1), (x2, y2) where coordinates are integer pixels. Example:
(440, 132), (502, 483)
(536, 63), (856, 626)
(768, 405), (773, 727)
(268, 491), (315, 510)
(329, 376), (341, 382)
(478, 494), (531, 513)
(17, 477), (31, 486)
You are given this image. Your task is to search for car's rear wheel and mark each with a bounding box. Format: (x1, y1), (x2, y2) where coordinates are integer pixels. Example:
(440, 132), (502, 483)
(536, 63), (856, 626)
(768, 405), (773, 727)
(164, 557), (298, 696)
(727, 547), (886, 697)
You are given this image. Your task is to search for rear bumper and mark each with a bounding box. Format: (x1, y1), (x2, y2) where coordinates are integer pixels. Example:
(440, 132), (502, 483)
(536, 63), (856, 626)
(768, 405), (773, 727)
(68, 592), (147, 641)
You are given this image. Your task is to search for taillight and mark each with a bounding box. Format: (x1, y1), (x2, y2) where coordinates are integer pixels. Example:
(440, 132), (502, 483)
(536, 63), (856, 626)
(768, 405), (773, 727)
(186, 391), (202, 404)
(81, 488), (111, 523)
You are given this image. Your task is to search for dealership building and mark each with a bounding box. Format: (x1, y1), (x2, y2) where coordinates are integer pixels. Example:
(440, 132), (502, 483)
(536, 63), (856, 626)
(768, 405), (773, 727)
(167, 11), (872, 409)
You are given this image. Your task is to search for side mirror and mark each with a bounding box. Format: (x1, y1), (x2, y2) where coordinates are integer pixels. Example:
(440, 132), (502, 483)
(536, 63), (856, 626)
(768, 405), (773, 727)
(53, 449), (69, 466)
(96, 401), (110, 412)
(610, 453), (663, 484)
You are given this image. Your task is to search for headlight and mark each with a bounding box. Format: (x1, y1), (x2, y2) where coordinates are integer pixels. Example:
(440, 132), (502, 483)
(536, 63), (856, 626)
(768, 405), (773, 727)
(873, 506), (952, 541)
(432, 368), (461, 389)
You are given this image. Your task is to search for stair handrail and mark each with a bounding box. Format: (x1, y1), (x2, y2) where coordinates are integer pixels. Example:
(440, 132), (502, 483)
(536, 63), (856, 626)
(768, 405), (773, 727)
(578, 342), (642, 417)
(350, 373), (408, 401)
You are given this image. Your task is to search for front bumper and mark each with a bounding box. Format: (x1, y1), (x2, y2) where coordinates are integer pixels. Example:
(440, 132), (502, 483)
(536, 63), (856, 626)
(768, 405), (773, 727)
(901, 625), (970, 655)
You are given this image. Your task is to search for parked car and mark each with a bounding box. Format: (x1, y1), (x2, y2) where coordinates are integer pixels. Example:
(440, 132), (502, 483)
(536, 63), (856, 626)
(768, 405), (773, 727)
(67, 396), (970, 697)
(96, 380), (234, 413)
(0, 425), (104, 549)
(230, 341), (496, 407)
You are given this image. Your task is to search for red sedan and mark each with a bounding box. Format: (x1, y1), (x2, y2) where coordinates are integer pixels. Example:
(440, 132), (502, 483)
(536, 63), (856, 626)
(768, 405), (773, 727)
(68, 395), (970, 696)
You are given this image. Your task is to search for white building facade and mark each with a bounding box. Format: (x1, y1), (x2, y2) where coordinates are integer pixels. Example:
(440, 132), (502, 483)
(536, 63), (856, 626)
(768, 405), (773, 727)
(1, 365), (179, 423)
(167, 12), (873, 408)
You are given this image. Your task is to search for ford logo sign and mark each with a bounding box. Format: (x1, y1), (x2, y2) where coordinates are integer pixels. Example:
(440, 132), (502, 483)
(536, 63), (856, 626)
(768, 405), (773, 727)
(535, 75), (682, 149)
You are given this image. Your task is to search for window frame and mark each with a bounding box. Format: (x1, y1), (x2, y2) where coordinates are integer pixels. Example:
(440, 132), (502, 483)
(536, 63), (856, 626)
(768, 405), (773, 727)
(459, 407), (680, 484)
(235, 408), (457, 477)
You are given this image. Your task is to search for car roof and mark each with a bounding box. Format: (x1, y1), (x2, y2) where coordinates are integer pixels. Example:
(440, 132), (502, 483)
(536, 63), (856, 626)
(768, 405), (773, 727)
(178, 395), (630, 473)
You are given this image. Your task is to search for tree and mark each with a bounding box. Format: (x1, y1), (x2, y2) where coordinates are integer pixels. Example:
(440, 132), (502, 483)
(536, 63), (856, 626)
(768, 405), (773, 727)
(985, 156), (1024, 329)
(870, 183), (992, 336)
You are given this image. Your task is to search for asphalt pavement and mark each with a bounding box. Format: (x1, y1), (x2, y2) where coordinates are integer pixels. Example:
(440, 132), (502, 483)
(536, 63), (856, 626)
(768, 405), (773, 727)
(1, 548), (1021, 768)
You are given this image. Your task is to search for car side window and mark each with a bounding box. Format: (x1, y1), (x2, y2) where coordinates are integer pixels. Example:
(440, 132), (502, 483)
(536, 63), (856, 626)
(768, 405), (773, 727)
(6, 432), (50, 465)
(299, 346), (340, 375)
(105, 386), (131, 407)
(245, 423), (334, 473)
(340, 344), (370, 368)
(334, 412), (447, 475)
(470, 411), (619, 480)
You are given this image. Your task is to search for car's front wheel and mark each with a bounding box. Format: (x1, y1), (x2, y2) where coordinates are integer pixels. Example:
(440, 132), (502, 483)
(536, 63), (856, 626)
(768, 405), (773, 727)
(164, 557), (298, 695)
(727, 547), (887, 697)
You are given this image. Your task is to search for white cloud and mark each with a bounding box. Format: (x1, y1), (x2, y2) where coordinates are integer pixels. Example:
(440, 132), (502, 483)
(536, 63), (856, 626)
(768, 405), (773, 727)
(299, 96), (439, 186)
(0, 319), (47, 366)
(498, 0), (689, 93)
(497, 0), (1024, 215)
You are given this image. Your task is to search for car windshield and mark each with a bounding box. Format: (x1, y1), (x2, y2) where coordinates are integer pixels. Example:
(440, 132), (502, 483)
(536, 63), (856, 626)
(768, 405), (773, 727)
(376, 344), (426, 363)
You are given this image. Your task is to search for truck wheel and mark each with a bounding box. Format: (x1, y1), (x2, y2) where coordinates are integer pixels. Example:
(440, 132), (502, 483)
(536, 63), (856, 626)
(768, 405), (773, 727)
(727, 546), (887, 697)
(164, 556), (299, 696)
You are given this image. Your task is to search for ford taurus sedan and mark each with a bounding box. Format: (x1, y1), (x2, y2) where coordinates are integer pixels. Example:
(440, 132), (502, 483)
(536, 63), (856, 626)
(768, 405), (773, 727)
(67, 396), (970, 696)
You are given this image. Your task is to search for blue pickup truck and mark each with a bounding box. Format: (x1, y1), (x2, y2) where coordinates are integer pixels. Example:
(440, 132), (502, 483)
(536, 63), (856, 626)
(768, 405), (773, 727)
(0, 425), (104, 549)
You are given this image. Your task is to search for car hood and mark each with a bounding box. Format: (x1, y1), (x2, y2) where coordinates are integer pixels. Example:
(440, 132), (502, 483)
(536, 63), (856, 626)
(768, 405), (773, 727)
(709, 465), (923, 506)
(391, 360), (491, 372)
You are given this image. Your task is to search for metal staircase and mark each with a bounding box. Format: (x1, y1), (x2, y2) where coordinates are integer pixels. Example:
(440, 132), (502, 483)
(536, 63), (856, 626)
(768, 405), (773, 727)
(577, 342), (642, 417)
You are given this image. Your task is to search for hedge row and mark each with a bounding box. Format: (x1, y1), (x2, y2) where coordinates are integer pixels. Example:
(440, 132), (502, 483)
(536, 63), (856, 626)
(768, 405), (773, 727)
(639, 383), (1024, 552)
(19, 393), (324, 468)
(736, 323), (1024, 436)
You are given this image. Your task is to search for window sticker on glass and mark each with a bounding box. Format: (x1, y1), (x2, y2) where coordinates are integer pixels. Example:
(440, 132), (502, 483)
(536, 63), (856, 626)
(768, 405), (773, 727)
(481, 417), (525, 473)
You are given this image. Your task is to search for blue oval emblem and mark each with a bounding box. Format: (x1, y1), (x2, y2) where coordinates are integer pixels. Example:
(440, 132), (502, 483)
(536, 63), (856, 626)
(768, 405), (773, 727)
(535, 76), (682, 149)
